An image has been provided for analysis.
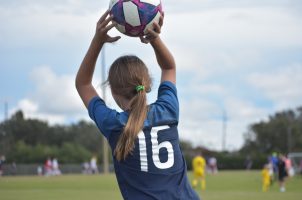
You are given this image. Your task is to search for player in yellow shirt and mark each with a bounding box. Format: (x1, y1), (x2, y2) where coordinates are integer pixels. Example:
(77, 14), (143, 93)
(192, 154), (206, 190)
(261, 164), (271, 192)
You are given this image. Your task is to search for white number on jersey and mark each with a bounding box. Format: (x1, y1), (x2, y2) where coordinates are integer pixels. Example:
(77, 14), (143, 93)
(138, 125), (174, 172)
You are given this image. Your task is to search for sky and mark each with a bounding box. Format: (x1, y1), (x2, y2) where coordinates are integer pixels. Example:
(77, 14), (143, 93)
(0, 0), (302, 151)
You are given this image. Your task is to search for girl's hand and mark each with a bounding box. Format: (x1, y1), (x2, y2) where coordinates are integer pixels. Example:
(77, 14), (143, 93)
(140, 15), (164, 44)
(95, 10), (121, 43)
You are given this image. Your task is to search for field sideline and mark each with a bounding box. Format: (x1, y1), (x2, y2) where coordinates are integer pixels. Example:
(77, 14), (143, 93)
(0, 171), (301, 200)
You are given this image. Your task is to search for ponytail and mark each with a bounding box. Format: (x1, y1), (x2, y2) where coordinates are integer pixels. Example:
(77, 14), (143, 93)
(114, 90), (148, 161)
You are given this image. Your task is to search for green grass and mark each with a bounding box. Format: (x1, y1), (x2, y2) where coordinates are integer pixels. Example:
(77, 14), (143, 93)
(199, 171), (302, 200)
(0, 171), (301, 200)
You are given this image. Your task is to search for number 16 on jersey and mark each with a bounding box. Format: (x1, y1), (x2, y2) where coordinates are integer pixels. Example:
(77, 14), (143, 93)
(138, 125), (174, 172)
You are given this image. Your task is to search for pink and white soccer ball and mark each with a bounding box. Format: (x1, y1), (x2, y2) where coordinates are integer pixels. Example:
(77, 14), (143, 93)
(109, 0), (163, 37)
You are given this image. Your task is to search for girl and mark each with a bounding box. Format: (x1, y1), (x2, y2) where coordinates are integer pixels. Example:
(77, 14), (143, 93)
(192, 154), (206, 191)
(278, 154), (288, 192)
(261, 164), (271, 192)
(76, 10), (200, 200)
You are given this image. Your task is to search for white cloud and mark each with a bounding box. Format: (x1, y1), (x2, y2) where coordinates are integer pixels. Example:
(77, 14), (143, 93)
(11, 98), (66, 124)
(179, 119), (225, 150)
(179, 98), (225, 150)
(248, 64), (302, 110)
(29, 66), (84, 115)
(166, 7), (302, 48)
(225, 97), (269, 121)
(11, 66), (91, 124)
(178, 89), (270, 150)
(17, 99), (38, 113)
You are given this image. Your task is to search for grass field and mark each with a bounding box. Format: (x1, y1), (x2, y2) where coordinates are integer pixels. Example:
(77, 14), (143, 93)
(0, 171), (301, 200)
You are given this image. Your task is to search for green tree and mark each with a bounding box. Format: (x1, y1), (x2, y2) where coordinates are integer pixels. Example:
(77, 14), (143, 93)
(241, 107), (302, 154)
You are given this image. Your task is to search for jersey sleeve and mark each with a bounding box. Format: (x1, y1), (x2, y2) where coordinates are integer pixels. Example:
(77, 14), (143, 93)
(154, 81), (179, 122)
(88, 96), (117, 139)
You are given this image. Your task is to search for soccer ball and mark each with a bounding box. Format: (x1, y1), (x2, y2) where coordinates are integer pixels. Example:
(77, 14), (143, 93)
(109, 0), (163, 37)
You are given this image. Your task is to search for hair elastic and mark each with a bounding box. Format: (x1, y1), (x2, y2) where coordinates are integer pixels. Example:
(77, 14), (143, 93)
(136, 85), (145, 92)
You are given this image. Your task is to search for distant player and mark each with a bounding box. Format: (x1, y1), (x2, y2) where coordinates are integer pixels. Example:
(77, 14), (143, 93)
(278, 154), (288, 192)
(208, 156), (218, 174)
(271, 152), (279, 179)
(261, 164), (271, 192)
(192, 154), (206, 190)
(284, 155), (294, 177)
(90, 156), (99, 174)
(267, 158), (274, 185)
(0, 155), (5, 176)
(44, 157), (52, 176)
(75, 10), (199, 199)
(300, 160), (302, 175)
(52, 157), (61, 176)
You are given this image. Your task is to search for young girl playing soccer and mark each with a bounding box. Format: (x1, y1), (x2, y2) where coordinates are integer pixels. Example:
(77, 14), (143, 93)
(261, 164), (271, 192)
(192, 154), (206, 191)
(75, 10), (200, 200)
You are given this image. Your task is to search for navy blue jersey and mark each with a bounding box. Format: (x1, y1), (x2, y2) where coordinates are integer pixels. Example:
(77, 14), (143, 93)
(88, 81), (199, 200)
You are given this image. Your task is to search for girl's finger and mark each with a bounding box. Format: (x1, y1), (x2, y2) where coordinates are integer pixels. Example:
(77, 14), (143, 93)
(153, 22), (161, 33)
(146, 28), (158, 37)
(104, 21), (117, 32)
(144, 32), (154, 39)
(140, 36), (149, 44)
(101, 15), (114, 27)
(144, 32), (157, 41)
(108, 36), (121, 43)
(145, 34), (156, 41)
(158, 15), (164, 27)
(98, 10), (110, 23)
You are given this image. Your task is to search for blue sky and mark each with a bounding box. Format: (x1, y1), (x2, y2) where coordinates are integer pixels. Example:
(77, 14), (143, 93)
(1, 0), (302, 150)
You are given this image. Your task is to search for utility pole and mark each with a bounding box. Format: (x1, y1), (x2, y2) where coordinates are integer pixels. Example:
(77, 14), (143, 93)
(287, 126), (292, 153)
(101, 45), (110, 174)
(222, 109), (227, 151)
(4, 101), (8, 121)
(1, 99), (9, 122)
(287, 114), (293, 153)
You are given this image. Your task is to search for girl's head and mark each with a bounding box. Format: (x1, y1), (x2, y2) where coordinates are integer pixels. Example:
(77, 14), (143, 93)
(108, 55), (152, 161)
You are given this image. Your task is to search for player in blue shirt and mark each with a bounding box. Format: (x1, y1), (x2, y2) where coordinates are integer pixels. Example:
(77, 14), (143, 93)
(75, 10), (200, 200)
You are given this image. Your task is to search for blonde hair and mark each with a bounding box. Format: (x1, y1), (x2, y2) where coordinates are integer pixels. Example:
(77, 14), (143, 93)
(108, 55), (151, 161)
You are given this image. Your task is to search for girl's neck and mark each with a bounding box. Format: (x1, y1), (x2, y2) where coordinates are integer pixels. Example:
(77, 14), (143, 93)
(112, 93), (131, 111)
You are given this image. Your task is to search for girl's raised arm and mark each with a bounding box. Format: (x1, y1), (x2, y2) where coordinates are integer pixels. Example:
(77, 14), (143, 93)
(75, 10), (121, 108)
(140, 16), (176, 84)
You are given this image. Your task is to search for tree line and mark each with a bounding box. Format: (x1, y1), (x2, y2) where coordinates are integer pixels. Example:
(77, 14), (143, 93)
(0, 111), (104, 163)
